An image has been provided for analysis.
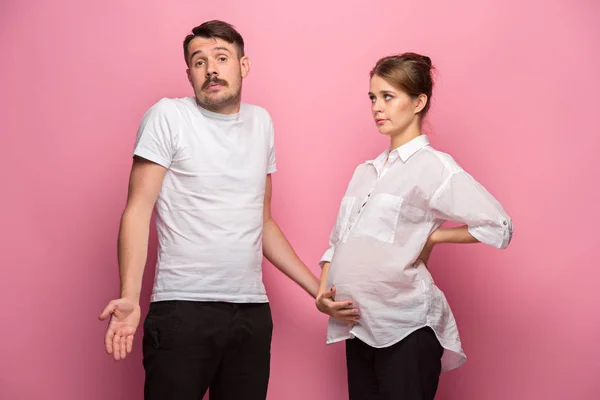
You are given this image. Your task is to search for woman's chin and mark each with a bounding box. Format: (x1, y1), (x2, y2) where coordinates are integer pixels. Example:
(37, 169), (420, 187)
(377, 126), (393, 136)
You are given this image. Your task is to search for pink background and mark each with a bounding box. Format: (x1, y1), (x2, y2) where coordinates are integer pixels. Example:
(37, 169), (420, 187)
(1, 0), (599, 399)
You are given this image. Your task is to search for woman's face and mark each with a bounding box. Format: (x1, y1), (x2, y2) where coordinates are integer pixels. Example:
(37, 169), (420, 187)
(368, 74), (425, 137)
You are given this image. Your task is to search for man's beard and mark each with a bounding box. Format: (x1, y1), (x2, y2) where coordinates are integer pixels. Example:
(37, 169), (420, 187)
(197, 76), (241, 110)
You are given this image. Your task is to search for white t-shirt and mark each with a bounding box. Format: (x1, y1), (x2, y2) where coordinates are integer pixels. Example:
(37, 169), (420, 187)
(133, 97), (277, 303)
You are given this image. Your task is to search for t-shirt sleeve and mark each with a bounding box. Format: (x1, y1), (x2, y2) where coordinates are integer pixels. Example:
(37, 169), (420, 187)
(133, 99), (177, 168)
(267, 115), (277, 174)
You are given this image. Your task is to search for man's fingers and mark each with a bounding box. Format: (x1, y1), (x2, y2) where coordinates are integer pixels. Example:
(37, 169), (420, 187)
(99, 301), (117, 321)
(126, 334), (134, 354)
(104, 328), (115, 355)
(113, 332), (122, 361)
(120, 335), (127, 360)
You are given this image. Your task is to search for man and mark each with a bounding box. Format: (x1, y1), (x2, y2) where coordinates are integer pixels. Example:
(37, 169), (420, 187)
(99, 20), (328, 400)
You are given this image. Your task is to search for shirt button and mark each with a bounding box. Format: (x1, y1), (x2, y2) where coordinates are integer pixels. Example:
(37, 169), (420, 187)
(503, 220), (508, 226)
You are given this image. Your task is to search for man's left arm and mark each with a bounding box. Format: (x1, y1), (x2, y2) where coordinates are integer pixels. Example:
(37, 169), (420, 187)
(262, 174), (319, 298)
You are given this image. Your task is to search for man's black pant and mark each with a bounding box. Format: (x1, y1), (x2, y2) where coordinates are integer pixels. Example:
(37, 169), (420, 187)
(143, 301), (273, 400)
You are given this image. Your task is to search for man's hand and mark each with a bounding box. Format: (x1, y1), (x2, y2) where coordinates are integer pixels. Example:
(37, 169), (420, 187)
(99, 298), (141, 361)
(316, 286), (360, 325)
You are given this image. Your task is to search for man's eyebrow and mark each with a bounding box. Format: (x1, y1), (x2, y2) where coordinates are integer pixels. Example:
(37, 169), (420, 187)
(189, 47), (232, 62)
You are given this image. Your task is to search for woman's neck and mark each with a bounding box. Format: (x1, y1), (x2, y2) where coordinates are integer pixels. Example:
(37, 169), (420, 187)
(390, 123), (421, 150)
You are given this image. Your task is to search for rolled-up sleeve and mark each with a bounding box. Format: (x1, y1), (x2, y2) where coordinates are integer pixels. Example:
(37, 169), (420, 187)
(319, 236), (335, 268)
(430, 171), (513, 249)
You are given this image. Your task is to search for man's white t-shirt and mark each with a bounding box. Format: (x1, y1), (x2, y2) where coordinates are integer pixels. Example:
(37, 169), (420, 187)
(133, 97), (277, 303)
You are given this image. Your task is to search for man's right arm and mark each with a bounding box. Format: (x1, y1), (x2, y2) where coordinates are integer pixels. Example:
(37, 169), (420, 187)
(99, 157), (167, 361)
(118, 157), (167, 301)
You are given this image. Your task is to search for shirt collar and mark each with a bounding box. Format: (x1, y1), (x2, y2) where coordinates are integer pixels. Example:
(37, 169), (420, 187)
(367, 135), (430, 167)
(396, 134), (430, 162)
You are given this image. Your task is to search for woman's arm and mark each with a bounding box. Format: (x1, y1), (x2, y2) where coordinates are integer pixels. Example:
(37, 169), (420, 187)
(418, 170), (513, 264)
(417, 225), (479, 265)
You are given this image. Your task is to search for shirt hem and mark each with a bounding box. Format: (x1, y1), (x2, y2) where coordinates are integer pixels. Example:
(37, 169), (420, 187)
(151, 292), (269, 303)
(327, 324), (467, 372)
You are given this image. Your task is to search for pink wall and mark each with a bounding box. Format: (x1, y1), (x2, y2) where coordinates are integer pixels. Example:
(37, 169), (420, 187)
(1, 0), (599, 399)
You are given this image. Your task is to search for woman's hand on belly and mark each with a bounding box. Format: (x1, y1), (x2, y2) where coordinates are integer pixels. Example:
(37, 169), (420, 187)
(316, 286), (360, 325)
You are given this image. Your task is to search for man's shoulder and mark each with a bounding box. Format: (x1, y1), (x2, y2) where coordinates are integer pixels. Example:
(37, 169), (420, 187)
(154, 97), (194, 111)
(146, 96), (194, 116)
(241, 103), (272, 122)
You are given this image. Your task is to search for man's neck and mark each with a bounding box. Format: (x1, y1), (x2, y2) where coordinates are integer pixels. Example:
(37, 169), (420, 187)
(196, 97), (241, 115)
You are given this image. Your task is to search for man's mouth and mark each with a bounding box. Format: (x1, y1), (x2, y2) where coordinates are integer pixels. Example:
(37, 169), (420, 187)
(203, 78), (228, 91)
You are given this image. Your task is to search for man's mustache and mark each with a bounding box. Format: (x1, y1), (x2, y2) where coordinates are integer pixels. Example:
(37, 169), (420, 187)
(202, 76), (228, 90)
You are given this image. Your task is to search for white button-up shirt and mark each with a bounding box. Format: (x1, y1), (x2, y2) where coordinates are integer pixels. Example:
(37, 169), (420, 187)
(320, 135), (513, 371)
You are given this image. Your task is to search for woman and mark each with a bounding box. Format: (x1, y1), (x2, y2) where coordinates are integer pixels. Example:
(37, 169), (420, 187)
(316, 53), (513, 400)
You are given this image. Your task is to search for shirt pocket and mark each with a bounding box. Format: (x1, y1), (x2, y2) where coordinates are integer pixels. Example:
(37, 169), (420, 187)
(353, 193), (403, 244)
(333, 196), (356, 242)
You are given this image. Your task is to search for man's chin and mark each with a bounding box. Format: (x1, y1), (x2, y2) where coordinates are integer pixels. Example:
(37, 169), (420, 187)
(200, 90), (240, 105)
(199, 94), (230, 106)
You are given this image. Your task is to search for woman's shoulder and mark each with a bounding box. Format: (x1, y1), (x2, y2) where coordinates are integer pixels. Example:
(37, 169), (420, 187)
(419, 145), (464, 175)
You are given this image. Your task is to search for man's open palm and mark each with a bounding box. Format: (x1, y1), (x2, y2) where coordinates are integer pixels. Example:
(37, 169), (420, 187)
(99, 298), (141, 361)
